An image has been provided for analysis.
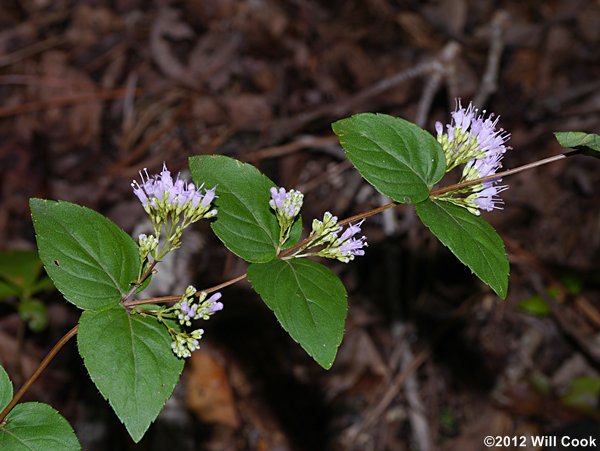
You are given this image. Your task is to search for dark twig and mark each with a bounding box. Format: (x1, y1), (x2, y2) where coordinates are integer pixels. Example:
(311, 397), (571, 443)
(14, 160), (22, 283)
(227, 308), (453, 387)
(473, 11), (509, 108)
(0, 88), (141, 119)
(0, 325), (78, 424)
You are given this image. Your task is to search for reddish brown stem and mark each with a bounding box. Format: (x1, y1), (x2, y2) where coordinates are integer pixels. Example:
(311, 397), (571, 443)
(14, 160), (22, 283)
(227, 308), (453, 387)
(0, 325), (78, 424)
(123, 273), (249, 308)
(0, 149), (580, 424)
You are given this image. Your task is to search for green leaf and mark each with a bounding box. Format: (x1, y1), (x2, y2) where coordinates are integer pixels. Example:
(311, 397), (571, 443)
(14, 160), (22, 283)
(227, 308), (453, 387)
(77, 306), (184, 442)
(18, 299), (48, 332)
(0, 403), (80, 451)
(562, 376), (600, 410)
(0, 281), (19, 300)
(518, 295), (551, 317)
(415, 199), (509, 299)
(554, 131), (600, 155)
(189, 155), (302, 262)
(0, 365), (79, 450)
(30, 199), (140, 311)
(247, 259), (347, 369)
(0, 364), (12, 411)
(332, 113), (446, 204)
(0, 250), (43, 291)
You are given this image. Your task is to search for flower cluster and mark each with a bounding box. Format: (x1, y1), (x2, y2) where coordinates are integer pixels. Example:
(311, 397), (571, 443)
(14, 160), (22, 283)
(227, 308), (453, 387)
(293, 212), (368, 263)
(269, 187), (304, 250)
(173, 286), (223, 327)
(267, 184), (369, 262)
(270, 187), (304, 221)
(434, 100), (511, 215)
(138, 233), (159, 261)
(313, 216), (367, 263)
(171, 329), (204, 359)
(132, 163), (218, 257)
(133, 164), (217, 223)
(157, 286), (224, 358)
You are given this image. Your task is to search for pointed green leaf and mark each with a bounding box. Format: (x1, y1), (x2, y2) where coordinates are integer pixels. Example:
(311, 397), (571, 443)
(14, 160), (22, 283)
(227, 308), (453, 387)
(332, 113), (446, 204)
(189, 155), (301, 262)
(0, 365), (80, 450)
(0, 281), (19, 300)
(77, 306), (184, 442)
(554, 131), (600, 155)
(0, 250), (42, 291)
(416, 199), (509, 298)
(0, 364), (11, 411)
(30, 199), (140, 310)
(248, 259), (347, 369)
(0, 403), (80, 450)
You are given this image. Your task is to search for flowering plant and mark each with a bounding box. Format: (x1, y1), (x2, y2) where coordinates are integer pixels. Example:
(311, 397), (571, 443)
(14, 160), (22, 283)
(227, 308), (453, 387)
(0, 102), (598, 448)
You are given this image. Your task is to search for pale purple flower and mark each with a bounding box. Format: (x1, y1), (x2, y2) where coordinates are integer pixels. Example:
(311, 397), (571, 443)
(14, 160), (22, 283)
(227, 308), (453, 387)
(337, 220), (368, 259)
(269, 187), (303, 221)
(471, 182), (509, 213)
(205, 292), (224, 313)
(132, 163), (217, 221)
(338, 237), (367, 257)
(201, 187), (217, 209)
(436, 100), (510, 170)
(435, 100), (512, 215)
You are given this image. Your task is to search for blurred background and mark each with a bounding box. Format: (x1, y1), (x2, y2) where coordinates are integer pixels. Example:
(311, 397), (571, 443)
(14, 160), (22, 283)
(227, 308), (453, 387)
(1, 1), (600, 450)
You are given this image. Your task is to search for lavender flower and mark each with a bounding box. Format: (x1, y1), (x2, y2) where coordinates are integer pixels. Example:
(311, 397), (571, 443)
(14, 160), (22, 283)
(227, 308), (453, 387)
(436, 101), (509, 172)
(172, 287), (224, 327)
(269, 186), (304, 250)
(323, 220), (368, 263)
(269, 187), (304, 221)
(434, 100), (511, 216)
(158, 286), (223, 358)
(294, 213), (368, 263)
(132, 163), (217, 225)
(171, 329), (204, 359)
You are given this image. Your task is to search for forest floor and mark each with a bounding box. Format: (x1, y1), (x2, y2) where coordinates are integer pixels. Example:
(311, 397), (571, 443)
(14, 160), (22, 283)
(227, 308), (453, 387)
(1, 1), (600, 450)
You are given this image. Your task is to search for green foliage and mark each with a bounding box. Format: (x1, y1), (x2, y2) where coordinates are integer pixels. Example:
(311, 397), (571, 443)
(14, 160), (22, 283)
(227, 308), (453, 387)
(77, 306), (184, 442)
(248, 259), (347, 369)
(517, 295), (551, 316)
(0, 364), (11, 411)
(332, 113), (446, 204)
(30, 199), (140, 311)
(0, 365), (80, 450)
(18, 299), (48, 332)
(554, 131), (600, 155)
(0, 250), (54, 331)
(0, 250), (45, 292)
(562, 376), (600, 410)
(415, 199), (509, 299)
(189, 155), (301, 263)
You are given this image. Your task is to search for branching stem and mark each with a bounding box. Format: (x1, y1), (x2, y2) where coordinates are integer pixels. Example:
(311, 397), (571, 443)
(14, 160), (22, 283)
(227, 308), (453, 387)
(1, 149), (579, 422)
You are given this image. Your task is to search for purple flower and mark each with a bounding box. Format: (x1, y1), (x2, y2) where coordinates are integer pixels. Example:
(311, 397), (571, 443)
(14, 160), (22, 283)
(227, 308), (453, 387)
(436, 100), (510, 171)
(435, 100), (512, 215)
(471, 182), (509, 213)
(338, 237), (367, 257)
(132, 163), (218, 222)
(269, 187), (303, 221)
(201, 187), (217, 209)
(206, 292), (224, 313)
(337, 220), (367, 259)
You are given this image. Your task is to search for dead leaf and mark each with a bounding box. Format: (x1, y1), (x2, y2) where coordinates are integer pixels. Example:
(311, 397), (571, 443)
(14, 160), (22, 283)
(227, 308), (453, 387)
(186, 348), (239, 429)
(225, 94), (272, 130)
(150, 7), (197, 87)
(36, 51), (102, 149)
